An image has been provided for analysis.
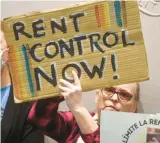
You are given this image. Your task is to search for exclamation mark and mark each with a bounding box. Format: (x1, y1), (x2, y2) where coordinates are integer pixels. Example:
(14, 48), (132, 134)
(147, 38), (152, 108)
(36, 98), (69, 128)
(111, 52), (119, 79)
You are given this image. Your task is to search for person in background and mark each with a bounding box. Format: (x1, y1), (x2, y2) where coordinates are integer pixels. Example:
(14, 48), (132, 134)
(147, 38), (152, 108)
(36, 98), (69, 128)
(0, 27), (44, 143)
(28, 70), (140, 143)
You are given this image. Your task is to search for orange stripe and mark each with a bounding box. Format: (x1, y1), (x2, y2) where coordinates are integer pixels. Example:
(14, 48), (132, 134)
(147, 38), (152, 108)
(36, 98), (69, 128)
(95, 5), (101, 28)
(98, 4), (105, 28)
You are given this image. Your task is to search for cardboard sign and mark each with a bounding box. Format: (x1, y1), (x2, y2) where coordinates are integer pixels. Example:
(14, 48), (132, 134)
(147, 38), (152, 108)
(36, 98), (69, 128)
(100, 111), (160, 143)
(2, 1), (149, 102)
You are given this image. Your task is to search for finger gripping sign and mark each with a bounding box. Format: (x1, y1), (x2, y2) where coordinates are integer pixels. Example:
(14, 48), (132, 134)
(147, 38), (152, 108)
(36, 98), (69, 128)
(2, 1), (149, 103)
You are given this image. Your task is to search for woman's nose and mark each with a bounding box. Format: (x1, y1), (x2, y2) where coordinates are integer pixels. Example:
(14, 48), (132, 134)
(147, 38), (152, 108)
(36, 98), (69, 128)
(110, 93), (118, 101)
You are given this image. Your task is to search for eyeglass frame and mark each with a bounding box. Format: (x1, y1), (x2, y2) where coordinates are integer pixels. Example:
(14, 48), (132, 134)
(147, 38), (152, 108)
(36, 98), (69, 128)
(100, 87), (134, 102)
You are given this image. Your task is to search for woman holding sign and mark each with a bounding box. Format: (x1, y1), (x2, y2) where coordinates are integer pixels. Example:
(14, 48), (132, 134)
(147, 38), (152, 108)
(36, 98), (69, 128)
(28, 71), (140, 143)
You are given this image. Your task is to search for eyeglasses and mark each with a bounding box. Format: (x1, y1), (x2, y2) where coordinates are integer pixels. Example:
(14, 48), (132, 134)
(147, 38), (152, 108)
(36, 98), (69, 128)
(101, 87), (133, 102)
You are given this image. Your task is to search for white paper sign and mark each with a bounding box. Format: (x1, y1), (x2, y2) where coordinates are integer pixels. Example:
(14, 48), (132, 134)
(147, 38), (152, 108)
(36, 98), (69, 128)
(100, 111), (160, 143)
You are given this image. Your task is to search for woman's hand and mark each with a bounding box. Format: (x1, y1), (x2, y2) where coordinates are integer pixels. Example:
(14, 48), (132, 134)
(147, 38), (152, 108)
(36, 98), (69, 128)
(58, 70), (83, 112)
(58, 71), (99, 135)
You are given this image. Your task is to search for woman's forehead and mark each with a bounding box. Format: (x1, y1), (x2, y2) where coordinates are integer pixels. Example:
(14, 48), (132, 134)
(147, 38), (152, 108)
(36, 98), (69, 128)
(113, 83), (137, 94)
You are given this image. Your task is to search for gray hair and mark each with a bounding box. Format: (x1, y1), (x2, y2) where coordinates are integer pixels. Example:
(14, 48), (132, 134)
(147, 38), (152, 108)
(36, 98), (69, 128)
(135, 83), (140, 101)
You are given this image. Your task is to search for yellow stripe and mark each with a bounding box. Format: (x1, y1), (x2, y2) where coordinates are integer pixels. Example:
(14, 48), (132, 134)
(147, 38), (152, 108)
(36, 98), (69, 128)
(104, 3), (110, 29)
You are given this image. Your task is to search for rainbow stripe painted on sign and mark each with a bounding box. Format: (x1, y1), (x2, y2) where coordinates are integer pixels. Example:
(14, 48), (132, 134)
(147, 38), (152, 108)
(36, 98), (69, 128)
(95, 1), (123, 28)
(9, 45), (25, 99)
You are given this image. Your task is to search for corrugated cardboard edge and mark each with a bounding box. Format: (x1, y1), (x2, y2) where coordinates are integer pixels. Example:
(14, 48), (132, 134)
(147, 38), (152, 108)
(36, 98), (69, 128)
(14, 93), (62, 103)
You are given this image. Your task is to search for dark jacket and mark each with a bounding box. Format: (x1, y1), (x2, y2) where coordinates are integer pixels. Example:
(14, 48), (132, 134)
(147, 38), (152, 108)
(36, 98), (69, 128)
(1, 85), (44, 143)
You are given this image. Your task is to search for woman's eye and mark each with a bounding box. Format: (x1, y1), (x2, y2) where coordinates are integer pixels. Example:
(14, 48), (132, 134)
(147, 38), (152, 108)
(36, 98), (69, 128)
(120, 93), (130, 99)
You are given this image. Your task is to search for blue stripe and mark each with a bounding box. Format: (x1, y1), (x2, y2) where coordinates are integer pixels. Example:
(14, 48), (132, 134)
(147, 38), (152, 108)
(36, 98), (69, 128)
(21, 45), (35, 96)
(114, 1), (123, 27)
